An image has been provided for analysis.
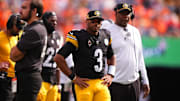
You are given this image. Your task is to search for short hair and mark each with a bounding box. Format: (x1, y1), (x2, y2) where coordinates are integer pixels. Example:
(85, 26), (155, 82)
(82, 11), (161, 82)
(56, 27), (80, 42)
(42, 11), (56, 21)
(30, 0), (43, 17)
(42, 11), (57, 34)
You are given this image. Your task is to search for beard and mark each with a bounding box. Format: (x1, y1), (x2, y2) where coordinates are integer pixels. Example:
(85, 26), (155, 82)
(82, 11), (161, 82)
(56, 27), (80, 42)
(47, 26), (55, 34)
(45, 22), (55, 34)
(21, 10), (32, 22)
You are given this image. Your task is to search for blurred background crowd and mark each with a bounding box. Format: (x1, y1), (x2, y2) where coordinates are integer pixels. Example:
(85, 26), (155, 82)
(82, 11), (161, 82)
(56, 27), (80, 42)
(0, 0), (180, 38)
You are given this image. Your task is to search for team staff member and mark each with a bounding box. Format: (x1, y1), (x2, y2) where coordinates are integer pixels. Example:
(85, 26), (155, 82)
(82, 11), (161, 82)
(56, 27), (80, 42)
(54, 10), (116, 101)
(101, 3), (150, 101)
(0, 14), (24, 101)
(37, 11), (61, 101)
(10, 0), (47, 101)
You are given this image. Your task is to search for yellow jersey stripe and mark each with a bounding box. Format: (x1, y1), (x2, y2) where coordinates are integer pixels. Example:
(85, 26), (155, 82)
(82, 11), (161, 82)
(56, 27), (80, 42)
(66, 34), (78, 48)
(109, 38), (112, 45)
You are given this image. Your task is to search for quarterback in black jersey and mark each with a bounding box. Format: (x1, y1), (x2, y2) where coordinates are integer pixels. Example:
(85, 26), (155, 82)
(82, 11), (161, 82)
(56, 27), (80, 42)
(37, 11), (61, 101)
(54, 10), (116, 101)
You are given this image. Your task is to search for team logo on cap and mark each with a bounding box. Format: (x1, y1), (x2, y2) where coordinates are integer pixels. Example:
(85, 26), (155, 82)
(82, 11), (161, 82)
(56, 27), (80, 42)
(122, 3), (129, 8)
(94, 11), (100, 17)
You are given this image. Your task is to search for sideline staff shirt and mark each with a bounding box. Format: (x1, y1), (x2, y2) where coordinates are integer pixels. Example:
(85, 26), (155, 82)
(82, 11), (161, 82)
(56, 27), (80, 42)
(15, 21), (47, 73)
(102, 23), (149, 85)
(0, 31), (18, 77)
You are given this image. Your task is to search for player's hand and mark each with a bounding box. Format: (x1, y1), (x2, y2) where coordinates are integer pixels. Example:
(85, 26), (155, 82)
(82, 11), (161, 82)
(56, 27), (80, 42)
(73, 76), (90, 89)
(57, 85), (62, 93)
(142, 84), (150, 98)
(0, 62), (9, 71)
(101, 74), (113, 86)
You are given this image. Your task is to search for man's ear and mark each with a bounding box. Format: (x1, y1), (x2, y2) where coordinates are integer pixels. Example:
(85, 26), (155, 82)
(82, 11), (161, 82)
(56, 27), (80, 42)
(31, 8), (38, 17)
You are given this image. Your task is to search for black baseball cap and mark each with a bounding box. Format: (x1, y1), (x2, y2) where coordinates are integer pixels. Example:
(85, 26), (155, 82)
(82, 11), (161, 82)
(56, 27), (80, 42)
(86, 10), (104, 21)
(114, 3), (132, 13)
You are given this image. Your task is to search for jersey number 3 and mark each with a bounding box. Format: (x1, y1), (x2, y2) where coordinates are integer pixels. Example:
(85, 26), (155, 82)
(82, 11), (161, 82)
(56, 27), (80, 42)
(94, 49), (103, 72)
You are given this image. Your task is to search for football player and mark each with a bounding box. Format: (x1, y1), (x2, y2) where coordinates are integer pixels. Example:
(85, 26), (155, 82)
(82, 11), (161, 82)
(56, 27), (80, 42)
(37, 11), (62, 101)
(54, 10), (116, 101)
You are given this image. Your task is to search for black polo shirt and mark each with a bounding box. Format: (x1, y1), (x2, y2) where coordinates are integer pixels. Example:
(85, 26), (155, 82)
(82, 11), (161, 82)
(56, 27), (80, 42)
(15, 20), (47, 73)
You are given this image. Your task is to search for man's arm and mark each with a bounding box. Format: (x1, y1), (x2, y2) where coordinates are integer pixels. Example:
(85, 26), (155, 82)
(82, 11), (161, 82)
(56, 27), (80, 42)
(56, 68), (61, 92)
(107, 55), (116, 66)
(10, 46), (24, 62)
(54, 54), (89, 89)
(137, 29), (150, 98)
(102, 55), (116, 86)
(0, 62), (9, 71)
(54, 54), (72, 77)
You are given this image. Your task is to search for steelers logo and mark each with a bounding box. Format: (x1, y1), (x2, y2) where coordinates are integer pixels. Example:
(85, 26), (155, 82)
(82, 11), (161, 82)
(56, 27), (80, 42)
(94, 11), (100, 16)
(122, 3), (129, 8)
(104, 38), (109, 46)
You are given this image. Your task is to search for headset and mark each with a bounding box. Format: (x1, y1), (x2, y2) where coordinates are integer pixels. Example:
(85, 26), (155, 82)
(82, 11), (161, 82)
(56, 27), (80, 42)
(130, 5), (135, 20)
(7, 14), (24, 30)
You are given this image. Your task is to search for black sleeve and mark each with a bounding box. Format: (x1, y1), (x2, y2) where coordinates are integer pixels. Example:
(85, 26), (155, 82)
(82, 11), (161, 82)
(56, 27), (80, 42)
(107, 44), (114, 59)
(57, 42), (76, 58)
(17, 30), (41, 53)
(103, 29), (114, 59)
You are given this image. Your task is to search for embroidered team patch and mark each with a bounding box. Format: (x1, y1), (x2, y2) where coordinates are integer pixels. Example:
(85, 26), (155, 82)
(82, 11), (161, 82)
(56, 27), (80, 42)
(104, 38), (109, 46)
(88, 39), (92, 47)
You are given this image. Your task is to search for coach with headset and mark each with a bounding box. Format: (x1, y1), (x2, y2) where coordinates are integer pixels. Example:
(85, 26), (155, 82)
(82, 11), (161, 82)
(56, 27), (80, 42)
(101, 3), (150, 101)
(0, 14), (24, 101)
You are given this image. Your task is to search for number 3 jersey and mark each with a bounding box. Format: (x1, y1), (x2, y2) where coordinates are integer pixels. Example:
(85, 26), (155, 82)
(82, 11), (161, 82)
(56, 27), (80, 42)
(41, 31), (63, 85)
(58, 29), (114, 79)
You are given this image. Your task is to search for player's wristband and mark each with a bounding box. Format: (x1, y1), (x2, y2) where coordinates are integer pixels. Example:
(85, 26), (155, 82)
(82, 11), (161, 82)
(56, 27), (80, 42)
(57, 84), (62, 90)
(107, 65), (116, 77)
(68, 72), (75, 80)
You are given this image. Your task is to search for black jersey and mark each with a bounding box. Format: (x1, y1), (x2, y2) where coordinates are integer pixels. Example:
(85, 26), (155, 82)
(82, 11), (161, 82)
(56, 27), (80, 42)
(42, 31), (62, 69)
(58, 29), (114, 79)
(41, 31), (63, 84)
(15, 20), (47, 73)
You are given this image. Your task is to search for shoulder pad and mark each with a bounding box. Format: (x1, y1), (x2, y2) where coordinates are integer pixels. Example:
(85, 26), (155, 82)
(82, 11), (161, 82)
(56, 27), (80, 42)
(68, 29), (84, 35)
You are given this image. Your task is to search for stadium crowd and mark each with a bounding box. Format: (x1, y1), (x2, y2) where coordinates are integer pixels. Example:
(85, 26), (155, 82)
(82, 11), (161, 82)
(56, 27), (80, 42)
(0, 0), (180, 101)
(0, 0), (180, 38)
